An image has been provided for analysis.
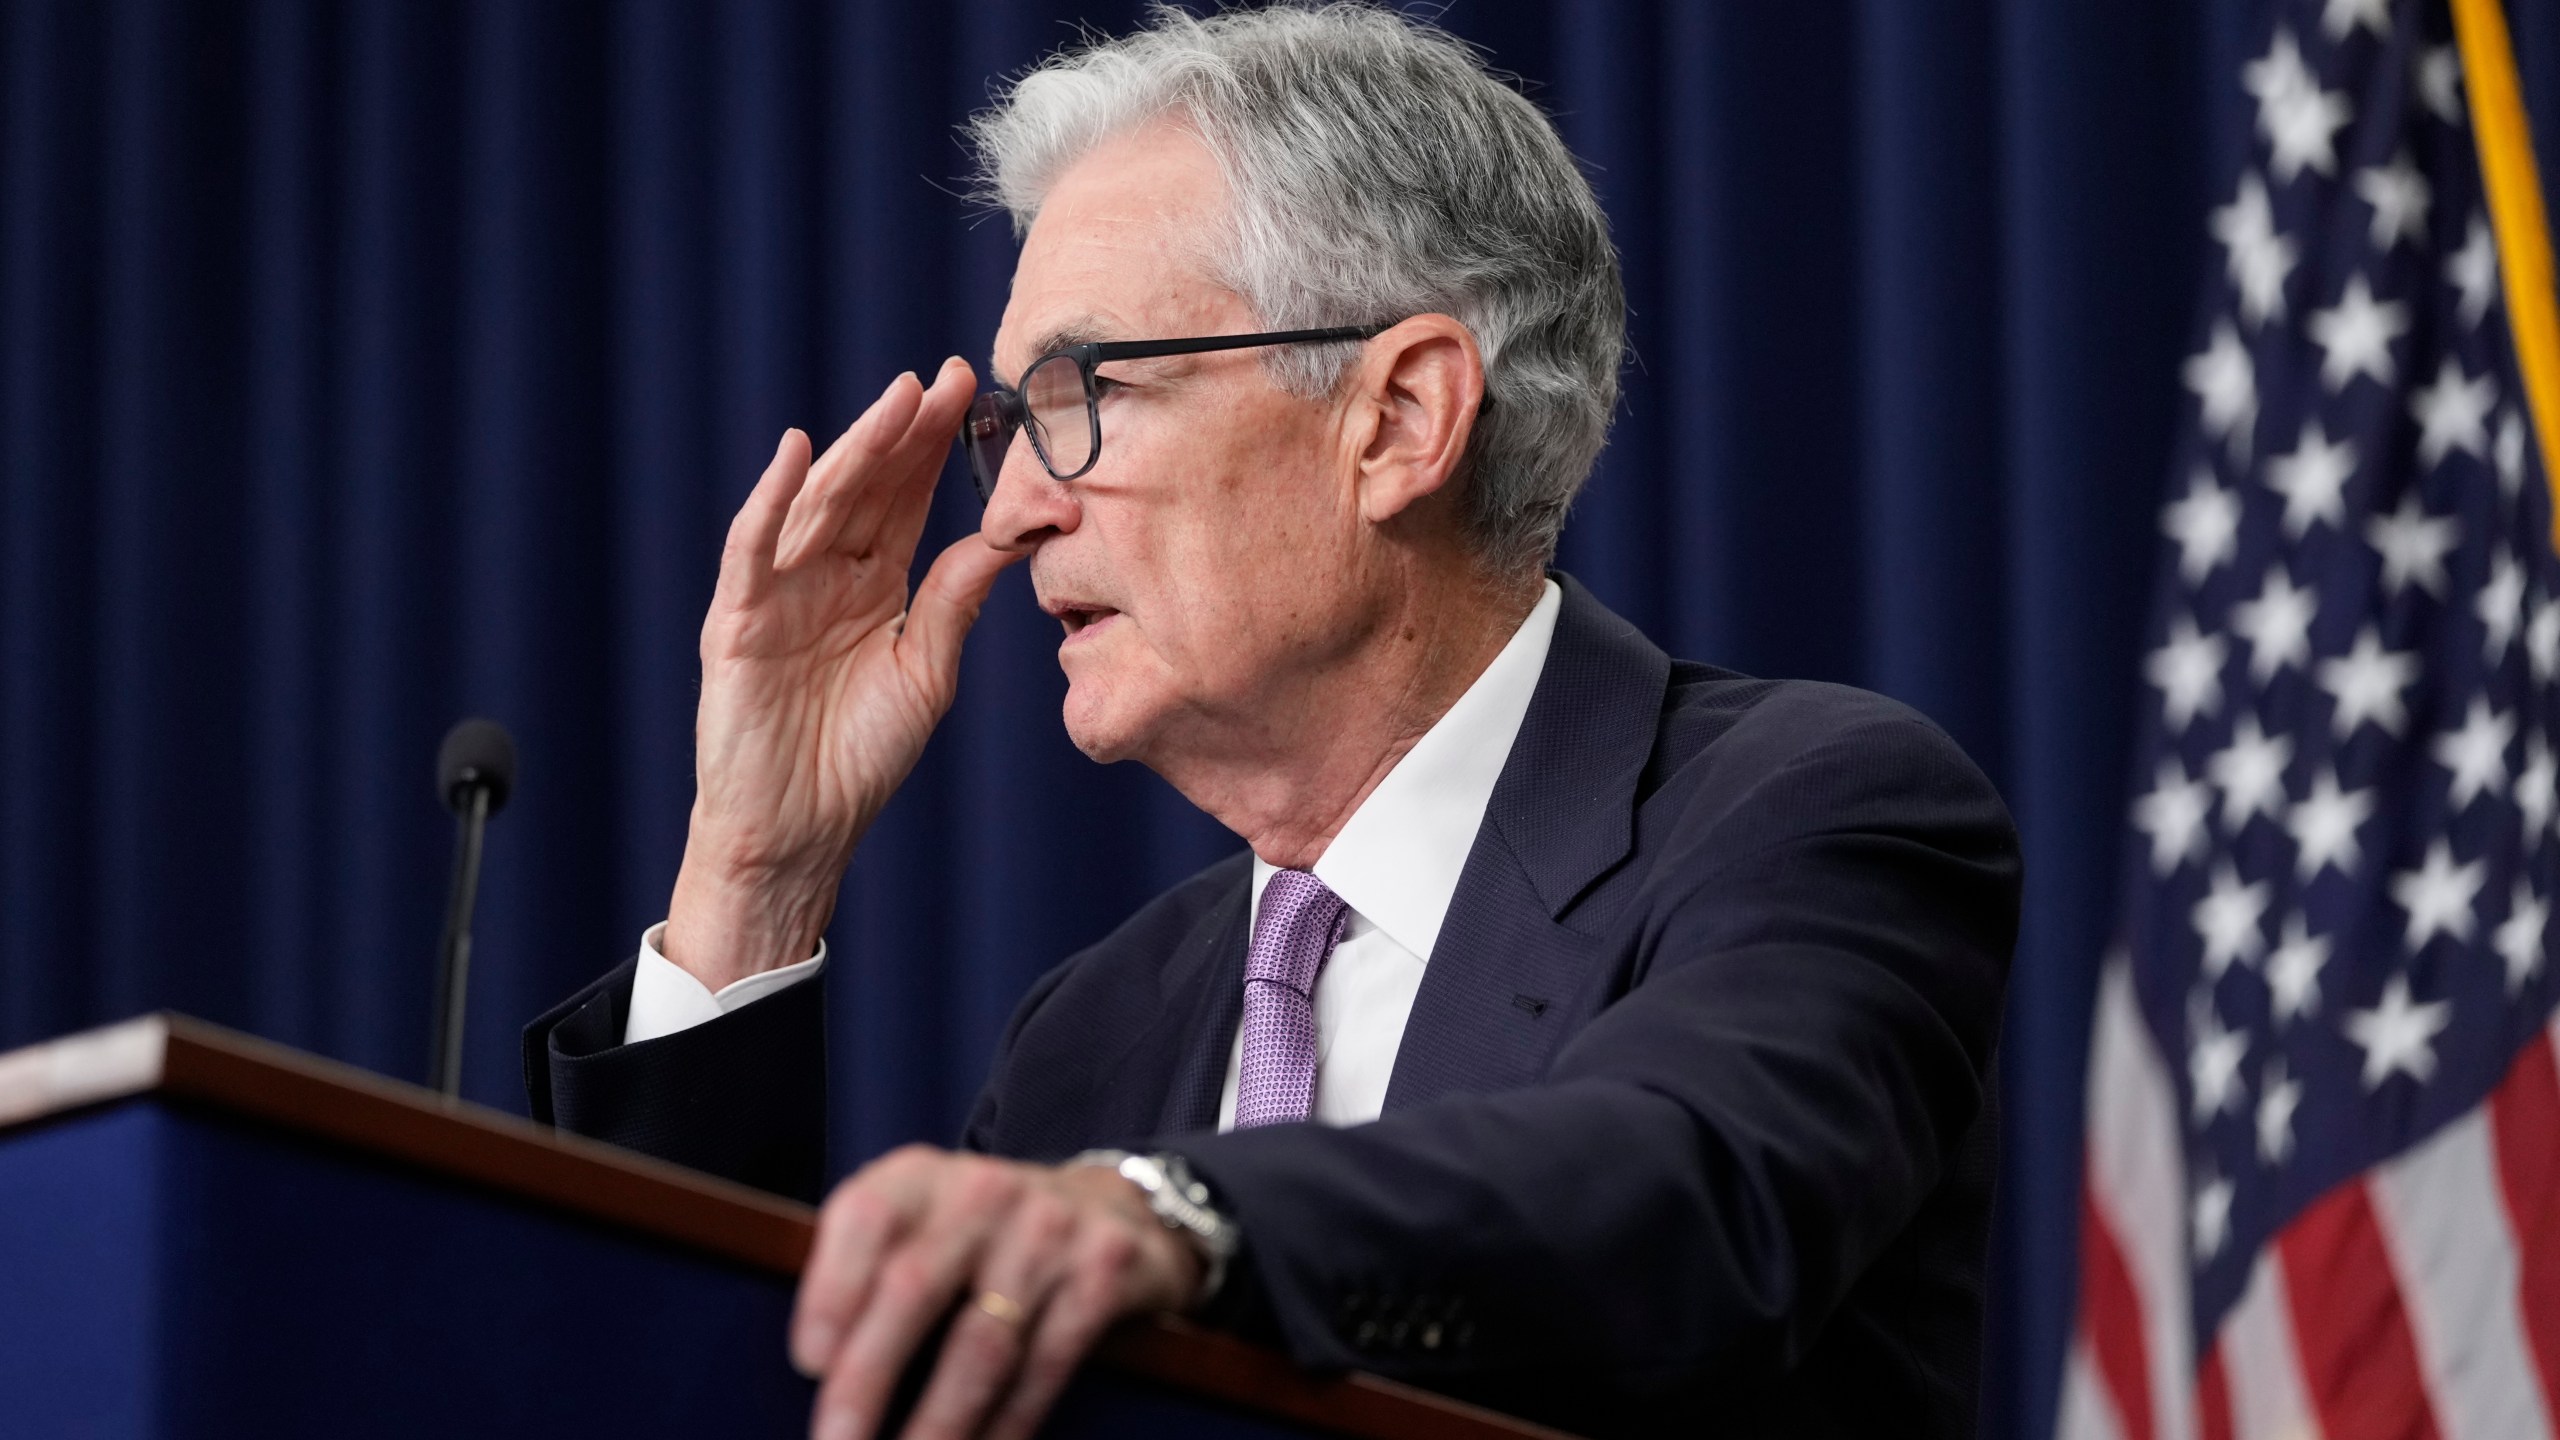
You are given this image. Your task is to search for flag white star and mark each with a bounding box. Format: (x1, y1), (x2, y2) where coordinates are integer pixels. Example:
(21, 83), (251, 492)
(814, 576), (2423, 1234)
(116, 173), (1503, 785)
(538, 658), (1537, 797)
(2518, 735), (2558, 836)
(2193, 1169), (2236, 1261)
(2288, 769), (2374, 881)
(2186, 319), (2259, 458)
(2448, 216), (2498, 328)
(2232, 566), (2319, 681)
(2256, 1058), (2303, 1165)
(2531, 598), (2560, 684)
(2265, 420), (2359, 536)
(2391, 838), (2486, 951)
(2213, 172), (2299, 326)
(2433, 696), (2515, 811)
(2495, 879), (2547, 995)
(2194, 861), (2273, 978)
(2318, 627), (2419, 738)
(2309, 274), (2409, 391)
(2190, 990), (2252, 1117)
(2148, 614), (2228, 732)
(2134, 758), (2214, 875)
(2411, 358), (2497, 468)
(2163, 470), (2241, 586)
(2245, 29), (2353, 182)
(2209, 714), (2294, 828)
(2418, 45), (2464, 124)
(2479, 553), (2527, 662)
(2323, 0), (2392, 39)
(2496, 410), (2527, 497)
(2365, 491), (2460, 598)
(2345, 972), (2454, 1089)
(2268, 914), (2332, 1022)
(2353, 152), (2432, 251)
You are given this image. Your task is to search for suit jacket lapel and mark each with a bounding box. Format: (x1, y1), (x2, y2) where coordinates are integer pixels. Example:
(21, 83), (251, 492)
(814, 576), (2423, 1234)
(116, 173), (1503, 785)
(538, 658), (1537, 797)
(1151, 877), (1253, 1136)
(1381, 574), (1672, 1111)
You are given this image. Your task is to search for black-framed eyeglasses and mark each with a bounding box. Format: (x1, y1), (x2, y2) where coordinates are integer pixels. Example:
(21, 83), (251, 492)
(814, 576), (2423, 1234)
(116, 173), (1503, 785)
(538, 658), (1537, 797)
(958, 324), (1392, 504)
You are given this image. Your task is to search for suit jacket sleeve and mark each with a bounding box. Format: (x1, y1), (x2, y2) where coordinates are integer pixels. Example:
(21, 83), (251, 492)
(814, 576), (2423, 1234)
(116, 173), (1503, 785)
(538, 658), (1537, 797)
(1165, 701), (2017, 1424)
(522, 956), (828, 1202)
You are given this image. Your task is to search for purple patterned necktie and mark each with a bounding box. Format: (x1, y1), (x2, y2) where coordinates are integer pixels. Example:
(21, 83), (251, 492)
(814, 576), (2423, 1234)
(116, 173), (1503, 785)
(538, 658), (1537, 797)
(1234, 869), (1349, 1128)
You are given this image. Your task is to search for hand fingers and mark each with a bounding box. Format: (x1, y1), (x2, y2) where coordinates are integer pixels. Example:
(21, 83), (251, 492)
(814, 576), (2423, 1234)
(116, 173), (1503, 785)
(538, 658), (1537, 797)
(811, 1161), (1023, 1440)
(977, 1228), (1144, 1440)
(775, 372), (927, 572)
(896, 1192), (1078, 1440)
(780, 358), (976, 573)
(894, 534), (1023, 703)
(792, 1148), (939, 1378)
(857, 357), (978, 573)
(715, 429), (815, 609)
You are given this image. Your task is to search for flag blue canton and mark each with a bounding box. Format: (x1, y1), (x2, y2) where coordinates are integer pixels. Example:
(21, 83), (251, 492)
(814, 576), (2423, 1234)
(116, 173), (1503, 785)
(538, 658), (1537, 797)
(2123, 0), (2560, 1344)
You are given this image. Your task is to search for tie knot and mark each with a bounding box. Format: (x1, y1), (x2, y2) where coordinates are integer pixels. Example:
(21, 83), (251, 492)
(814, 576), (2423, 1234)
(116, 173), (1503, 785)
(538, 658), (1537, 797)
(1247, 869), (1347, 995)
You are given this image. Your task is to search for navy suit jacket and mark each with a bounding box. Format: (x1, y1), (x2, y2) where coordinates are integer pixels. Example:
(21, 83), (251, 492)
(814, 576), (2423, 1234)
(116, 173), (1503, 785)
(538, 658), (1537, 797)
(525, 575), (2020, 1438)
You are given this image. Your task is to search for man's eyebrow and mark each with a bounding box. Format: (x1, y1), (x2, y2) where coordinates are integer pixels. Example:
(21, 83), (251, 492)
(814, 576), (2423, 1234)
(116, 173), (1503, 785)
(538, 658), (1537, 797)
(992, 317), (1116, 388)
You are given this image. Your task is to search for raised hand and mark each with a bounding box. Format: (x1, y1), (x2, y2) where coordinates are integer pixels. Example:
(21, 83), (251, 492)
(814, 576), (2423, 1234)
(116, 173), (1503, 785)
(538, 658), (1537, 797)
(664, 359), (1020, 989)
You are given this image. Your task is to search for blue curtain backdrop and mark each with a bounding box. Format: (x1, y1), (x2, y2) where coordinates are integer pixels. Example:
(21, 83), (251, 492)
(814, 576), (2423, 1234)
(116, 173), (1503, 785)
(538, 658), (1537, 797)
(8, 2), (2560, 1436)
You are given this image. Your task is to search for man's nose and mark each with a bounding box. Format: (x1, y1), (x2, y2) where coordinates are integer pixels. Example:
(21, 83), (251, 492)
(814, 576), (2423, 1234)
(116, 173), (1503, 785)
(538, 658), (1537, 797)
(979, 447), (1081, 552)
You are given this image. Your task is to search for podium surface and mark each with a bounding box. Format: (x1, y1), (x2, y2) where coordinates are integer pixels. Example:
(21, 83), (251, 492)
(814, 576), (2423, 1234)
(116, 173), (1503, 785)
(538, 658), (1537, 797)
(0, 1015), (1570, 1439)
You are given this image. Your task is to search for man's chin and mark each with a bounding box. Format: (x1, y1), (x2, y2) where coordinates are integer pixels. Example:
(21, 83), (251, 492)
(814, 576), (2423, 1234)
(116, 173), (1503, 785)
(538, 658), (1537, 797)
(1059, 684), (1147, 764)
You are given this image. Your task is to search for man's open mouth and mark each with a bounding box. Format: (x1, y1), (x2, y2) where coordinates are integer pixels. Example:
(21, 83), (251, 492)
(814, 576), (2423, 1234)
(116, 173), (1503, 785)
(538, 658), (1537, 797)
(1057, 605), (1120, 637)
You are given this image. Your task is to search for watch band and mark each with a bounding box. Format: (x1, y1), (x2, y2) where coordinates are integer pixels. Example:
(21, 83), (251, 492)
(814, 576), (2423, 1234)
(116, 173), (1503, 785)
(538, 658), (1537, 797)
(1070, 1148), (1239, 1303)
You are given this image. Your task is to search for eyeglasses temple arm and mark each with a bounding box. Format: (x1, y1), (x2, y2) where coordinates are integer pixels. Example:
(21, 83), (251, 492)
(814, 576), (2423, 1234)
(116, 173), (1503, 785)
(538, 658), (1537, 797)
(1085, 324), (1390, 363)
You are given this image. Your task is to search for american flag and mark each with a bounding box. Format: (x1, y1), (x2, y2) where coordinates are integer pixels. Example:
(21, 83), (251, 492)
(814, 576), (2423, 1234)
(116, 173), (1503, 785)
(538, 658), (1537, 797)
(2059, 3), (2560, 1439)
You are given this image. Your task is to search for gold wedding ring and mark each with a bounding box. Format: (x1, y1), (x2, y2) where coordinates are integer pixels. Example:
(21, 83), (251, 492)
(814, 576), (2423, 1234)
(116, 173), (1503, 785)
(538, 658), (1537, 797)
(974, 1289), (1028, 1328)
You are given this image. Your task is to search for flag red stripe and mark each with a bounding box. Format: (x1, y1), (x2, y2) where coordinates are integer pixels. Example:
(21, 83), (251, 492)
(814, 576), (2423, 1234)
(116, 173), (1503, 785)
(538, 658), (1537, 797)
(2083, 1180), (2158, 1440)
(2196, 1341), (2234, 1440)
(2277, 1180), (2444, 1440)
(2490, 1027), (2560, 1420)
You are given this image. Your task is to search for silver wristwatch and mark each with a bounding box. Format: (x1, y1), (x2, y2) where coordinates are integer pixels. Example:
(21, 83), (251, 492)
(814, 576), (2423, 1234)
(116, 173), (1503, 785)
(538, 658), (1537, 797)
(1071, 1149), (1239, 1303)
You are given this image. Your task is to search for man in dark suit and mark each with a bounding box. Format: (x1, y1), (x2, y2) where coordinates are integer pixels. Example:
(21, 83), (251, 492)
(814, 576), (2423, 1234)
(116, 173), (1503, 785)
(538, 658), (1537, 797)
(526, 7), (2018, 1439)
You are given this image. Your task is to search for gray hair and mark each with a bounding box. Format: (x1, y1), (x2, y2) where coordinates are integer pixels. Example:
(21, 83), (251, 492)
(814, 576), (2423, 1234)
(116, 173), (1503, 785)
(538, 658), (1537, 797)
(967, 2), (1625, 577)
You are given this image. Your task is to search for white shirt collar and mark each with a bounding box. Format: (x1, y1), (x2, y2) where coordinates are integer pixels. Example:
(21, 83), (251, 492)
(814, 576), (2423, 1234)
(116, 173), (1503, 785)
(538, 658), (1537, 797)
(1247, 579), (1563, 961)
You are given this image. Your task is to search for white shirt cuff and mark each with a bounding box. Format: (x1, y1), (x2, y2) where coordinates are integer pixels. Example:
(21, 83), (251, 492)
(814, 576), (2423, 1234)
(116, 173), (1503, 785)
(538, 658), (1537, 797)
(623, 921), (828, 1045)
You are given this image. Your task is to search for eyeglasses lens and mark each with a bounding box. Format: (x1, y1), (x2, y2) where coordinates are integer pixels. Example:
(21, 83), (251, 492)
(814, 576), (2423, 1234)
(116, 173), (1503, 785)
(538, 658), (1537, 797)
(964, 392), (1017, 504)
(1023, 354), (1096, 479)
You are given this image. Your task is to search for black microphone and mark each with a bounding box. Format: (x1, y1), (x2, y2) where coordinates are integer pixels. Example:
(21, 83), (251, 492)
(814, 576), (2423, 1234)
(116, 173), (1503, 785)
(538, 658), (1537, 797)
(430, 718), (517, 1099)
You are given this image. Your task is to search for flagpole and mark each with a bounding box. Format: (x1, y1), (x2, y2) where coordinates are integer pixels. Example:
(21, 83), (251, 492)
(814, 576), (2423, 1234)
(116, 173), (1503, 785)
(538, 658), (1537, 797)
(2450, 0), (2560, 549)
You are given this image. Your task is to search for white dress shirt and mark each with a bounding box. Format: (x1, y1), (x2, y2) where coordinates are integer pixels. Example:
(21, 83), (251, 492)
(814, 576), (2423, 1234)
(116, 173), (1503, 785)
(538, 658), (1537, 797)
(1215, 581), (1559, 1128)
(623, 579), (1564, 1133)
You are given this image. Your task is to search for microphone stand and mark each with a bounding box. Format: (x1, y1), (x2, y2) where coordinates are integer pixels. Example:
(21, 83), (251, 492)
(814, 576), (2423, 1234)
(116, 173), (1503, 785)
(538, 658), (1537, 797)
(429, 783), (493, 1099)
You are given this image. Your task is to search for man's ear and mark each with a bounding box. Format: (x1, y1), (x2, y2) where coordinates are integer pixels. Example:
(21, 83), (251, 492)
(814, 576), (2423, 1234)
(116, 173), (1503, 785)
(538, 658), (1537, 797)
(1346, 314), (1484, 526)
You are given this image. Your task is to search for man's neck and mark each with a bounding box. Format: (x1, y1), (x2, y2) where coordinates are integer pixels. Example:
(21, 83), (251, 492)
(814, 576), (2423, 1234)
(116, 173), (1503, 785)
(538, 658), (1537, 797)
(1155, 565), (1544, 871)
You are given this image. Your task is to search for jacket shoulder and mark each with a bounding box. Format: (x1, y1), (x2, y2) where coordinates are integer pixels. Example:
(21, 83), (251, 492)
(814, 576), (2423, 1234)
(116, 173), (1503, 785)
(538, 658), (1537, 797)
(1006, 848), (1251, 1033)
(961, 850), (1251, 1155)
(1063, 849), (1252, 972)
(1646, 668), (2010, 830)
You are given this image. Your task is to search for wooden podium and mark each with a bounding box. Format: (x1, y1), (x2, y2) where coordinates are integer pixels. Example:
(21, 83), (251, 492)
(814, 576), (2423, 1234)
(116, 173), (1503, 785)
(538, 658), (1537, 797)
(0, 1015), (1569, 1439)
